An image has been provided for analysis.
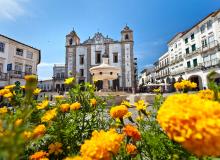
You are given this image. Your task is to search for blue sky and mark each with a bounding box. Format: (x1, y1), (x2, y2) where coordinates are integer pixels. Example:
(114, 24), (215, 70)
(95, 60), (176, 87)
(0, 0), (219, 80)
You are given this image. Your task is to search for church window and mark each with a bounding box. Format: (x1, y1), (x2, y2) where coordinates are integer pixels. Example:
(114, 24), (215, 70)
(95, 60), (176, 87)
(80, 55), (84, 65)
(113, 52), (118, 63)
(96, 51), (101, 64)
(80, 69), (84, 76)
(69, 38), (73, 45)
(125, 34), (129, 40)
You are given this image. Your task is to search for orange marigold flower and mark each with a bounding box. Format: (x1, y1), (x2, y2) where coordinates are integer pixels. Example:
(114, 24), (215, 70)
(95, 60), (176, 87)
(29, 151), (48, 160)
(0, 89), (10, 96)
(80, 129), (124, 160)
(60, 103), (70, 112)
(157, 94), (220, 157)
(110, 105), (128, 119)
(41, 108), (57, 122)
(33, 124), (46, 138)
(48, 142), (63, 155)
(15, 119), (23, 126)
(70, 102), (81, 110)
(197, 89), (214, 100)
(123, 124), (141, 141)
(126, 144), (138, 155)
(90, 98), (97, 106)
(64, 156), (91, 160)
(3, 92), (13, 98)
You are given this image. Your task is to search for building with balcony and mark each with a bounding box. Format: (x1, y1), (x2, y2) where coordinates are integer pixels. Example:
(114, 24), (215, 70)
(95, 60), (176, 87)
(0, 34), (41, 87)
(149, 9), (220, 91)
(138, 66), (155, 92)
(38, 64), (67, 92)
(53, 64), (66, 92)
(65, 25), (136, 92)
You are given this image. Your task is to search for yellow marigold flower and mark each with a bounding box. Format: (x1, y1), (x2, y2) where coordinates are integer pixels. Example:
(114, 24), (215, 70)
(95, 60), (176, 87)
(24, 74), (38, 81)
(80, 129), (124, 160)
(4, 85), (15, 90)
(48, 142), (63, 155)
(60, 103), (70, 112)
(41, 108), (57, 122)
(123, 111), (132, 119)
(174, 82), (182, 90)
(33, 88), (41, 95)
(23, 131), (32, 140)
(190, 82), (197, 88)
(64, 156), (84, 160)
(64, 77), (75, 85)
(197, 89), (214, 100)
(126, 144), (138, 155)
(37, 100), (49, 110)
(174, 80), (197, 91)
(70, 102), (81, 111)
(121, 100), (131, 107)
(21, 85), (25, 89)
(15, 119), (23, 126)
(136, 116), (144, 122)
(110, 105), (128, 119)
(0, 89), (10, 96)
(54, 95), (64, 101)
(134, 100), (148, 111)
(0, 106), (7, 114)
(29, 151), (48, 160)
(157, 94), (220, 157)
(123, 124), (141, 141)
(90, 98), (97, 106)
(3, 92), (13, 98)
(33, 124), (46, 138)
(153, 87), (161, 93)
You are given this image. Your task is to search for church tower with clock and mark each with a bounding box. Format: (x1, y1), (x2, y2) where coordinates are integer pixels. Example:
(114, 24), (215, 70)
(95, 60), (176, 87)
(65, 26), (136, 91)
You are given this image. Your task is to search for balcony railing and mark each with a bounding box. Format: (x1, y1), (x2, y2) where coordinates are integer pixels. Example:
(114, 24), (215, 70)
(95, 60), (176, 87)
(8, 70), (34, 79)
(158, 63), (169, 69)
(185, 40), (220, 58)
(170, 69), (185, 76)
(155, 72), (170, 79)
(201, 58), (220, 68)
(200, 40), (219, 53)
(185, 65), (202, 72)
(170, 57), (184, 65)
(185, 50), (200, 58)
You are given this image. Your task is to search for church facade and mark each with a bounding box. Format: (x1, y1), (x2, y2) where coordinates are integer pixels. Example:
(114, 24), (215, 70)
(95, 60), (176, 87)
(65, 26), (135, 91)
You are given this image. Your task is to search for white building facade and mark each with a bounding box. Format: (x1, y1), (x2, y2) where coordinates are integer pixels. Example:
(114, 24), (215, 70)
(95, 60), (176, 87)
(65, 26), (136, 91)
(151, 9), (220, 91)
(0, 34), (41, 87)
(38, 64), (66, 92)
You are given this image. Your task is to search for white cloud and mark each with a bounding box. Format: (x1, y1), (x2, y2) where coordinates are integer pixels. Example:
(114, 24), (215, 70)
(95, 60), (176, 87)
(0, 0), (29, 21)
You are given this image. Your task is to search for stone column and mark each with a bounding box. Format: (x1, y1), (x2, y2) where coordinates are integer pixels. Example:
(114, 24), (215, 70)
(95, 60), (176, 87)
(103, 79), (109, 91)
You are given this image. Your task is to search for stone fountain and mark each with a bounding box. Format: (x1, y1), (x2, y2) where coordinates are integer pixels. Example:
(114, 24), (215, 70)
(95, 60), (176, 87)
(89, 53), (120, 92)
